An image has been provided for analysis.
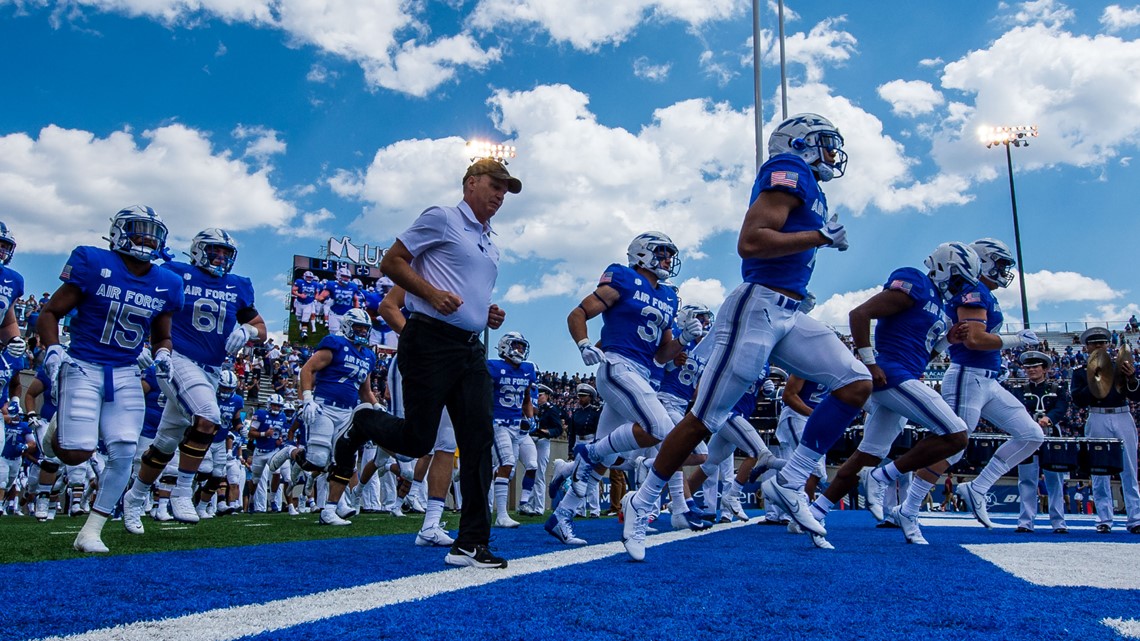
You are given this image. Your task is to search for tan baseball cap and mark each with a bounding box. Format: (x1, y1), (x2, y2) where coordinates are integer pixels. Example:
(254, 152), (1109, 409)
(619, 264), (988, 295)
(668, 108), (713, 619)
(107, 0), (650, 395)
(463, 159), (522, 194)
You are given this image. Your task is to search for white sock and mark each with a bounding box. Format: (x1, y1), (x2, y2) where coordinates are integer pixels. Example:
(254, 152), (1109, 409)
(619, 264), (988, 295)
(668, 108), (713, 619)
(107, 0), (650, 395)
(493, 478), (509, 517)
(422, 497), (445, 531)
(81, 511), (108, 536)
(633, 469), (669, 514)
(667, 471), (686, 509)
(902, 478), (935, 518)
(778, 445), (822, 488)
(811, 495), (834, 521)
(872, 461), (900, 485)
(590, 424), (639, 459)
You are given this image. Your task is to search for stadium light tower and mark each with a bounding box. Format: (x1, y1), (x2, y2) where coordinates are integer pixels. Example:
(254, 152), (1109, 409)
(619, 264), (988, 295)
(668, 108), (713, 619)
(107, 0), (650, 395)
(466, 139), (517, 165)
(980, 124), (1038, 330)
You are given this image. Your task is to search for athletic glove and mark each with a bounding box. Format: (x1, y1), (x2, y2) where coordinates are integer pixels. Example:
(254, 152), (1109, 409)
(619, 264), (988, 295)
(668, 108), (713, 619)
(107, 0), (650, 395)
(225, 323), (258, 355)
(5, 336), (26, 359)
(818, 215), (849, 251)
(153, 348), (173, 382)
(301, 391), (321, 424)
(678, 318), (704, 344)
(577, 339), (604, 367)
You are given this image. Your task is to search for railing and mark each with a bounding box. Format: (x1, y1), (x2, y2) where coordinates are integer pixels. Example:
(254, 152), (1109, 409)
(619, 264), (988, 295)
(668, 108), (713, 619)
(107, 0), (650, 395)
(831, 320), (1139, 338)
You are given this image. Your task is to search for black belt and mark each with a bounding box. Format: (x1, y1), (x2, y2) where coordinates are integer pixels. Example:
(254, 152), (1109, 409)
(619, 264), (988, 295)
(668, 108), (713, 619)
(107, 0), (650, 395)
(408, 313), (481, 344)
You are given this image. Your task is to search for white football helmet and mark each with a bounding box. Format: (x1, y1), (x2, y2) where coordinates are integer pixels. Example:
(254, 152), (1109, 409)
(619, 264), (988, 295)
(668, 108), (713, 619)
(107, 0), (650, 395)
(351, 278), (363, 288)
(970, 238), (1016, 288)
(267, 394), (284, 412)
(107, 205), (168, 262)
(283, 402), (296, 414)
(0, 221), (16, 265)
(302, 270), (315, 281)
(677, 304), (714, 330)
(341, 308), (372, 346)
(925, 242), (982, 301)
(217, 370), (239, 400)
(336, 267), (352, 282)
(627, 232), (680, 279)
(768, 113), (847, 181)
(496, 331), (530, 365)
(189, 228), (238, 277)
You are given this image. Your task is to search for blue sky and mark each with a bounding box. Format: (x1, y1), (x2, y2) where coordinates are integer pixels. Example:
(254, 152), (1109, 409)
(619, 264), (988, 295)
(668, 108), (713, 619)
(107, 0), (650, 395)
(2, 0), (1140, 374)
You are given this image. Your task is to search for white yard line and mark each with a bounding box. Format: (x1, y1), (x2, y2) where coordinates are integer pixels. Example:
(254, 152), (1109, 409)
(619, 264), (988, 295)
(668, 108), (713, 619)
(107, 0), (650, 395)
(37, 519), (754, 641)
(1103, 618), (1140, 639)
(963, 542), (1140, 589)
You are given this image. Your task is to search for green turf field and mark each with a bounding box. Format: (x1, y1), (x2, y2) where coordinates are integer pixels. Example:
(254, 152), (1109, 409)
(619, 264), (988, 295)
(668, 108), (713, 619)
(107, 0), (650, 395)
(287, 315), (330, 347)
(0, 510), (556, 563)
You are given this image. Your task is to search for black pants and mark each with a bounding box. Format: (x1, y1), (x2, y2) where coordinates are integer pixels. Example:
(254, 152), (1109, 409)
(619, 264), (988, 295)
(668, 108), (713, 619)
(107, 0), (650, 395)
(338, 316), (493, 547)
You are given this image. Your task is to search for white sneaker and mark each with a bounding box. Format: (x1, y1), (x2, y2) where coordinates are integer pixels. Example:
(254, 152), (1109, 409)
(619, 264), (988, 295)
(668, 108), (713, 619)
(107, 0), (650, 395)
(762, 476), (826, 537)
(787, 520), (803, 535)
(73, 529), (109, 554)
(153, 504), (174, 522)
(810, 516), (834, 550)
(865, 470), (886, 522)
(336, 493), (358, 520)
(404, 494), (426, 514)
(415, 524), (455, 547)
(544, 512), (587, 545)
(389, 504), (405, 518)
(494, 514), (521, 528)
(956, 481), (994, 529)
(196, 503), (214, 520)
(319, 507), (352, 526)
(892, 506), (928, 545)
(267, 445), (296, 474)
(123, 491), (147, 535)
(621, 492), (649, 561)
(34, 495), (49, 521)
(722, 489), (750, 522)
(169, 491), (200, 524)
(287, 504), (300, 516)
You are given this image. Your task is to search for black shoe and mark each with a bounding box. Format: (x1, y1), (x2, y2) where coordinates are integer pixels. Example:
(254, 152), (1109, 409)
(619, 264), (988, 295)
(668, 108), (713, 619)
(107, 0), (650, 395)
(876, 520), (901, 529)
(1053, 527), (1068, 534)
(760, 517), (788, 526)
(444, 544), (507, 569)
(1014, 526), (1033, 533)
(1096, 524), (1112, 534)
(1129, 524), (1140, 534)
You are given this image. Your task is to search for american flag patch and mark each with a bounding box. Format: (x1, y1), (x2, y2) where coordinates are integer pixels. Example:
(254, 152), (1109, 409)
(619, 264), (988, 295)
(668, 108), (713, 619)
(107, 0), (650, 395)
(599, 271), (613, 285)
(961, 292), (982, 304)
(889, 279), (913, 294)
(770, 170), (798, 188)
(60, 264), (72, 280)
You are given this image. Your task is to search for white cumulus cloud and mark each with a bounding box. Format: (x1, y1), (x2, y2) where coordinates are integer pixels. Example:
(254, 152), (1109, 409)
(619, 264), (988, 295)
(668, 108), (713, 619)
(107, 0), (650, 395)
(1102, 4), (1140, 31)
(633, 56), (671, 82)
(877, 79), (944, 117)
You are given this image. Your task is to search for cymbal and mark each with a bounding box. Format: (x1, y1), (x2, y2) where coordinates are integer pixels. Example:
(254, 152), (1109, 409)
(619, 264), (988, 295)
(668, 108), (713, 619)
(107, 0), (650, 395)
(1115, 345), (1134, 393)
(1087, 348), (1114, 399)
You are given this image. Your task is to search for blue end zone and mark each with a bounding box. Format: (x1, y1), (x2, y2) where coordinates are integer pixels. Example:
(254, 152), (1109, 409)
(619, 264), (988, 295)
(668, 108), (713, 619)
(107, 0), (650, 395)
(9, 512), (1140, 641)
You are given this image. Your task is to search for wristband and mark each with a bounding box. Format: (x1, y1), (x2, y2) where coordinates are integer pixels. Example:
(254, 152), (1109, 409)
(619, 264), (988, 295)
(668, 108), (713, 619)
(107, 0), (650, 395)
(302, 390), (314, 403)
(577, 339), (592, 350)
(856, 347), (876, 365)
(999, 334), (1021, 349)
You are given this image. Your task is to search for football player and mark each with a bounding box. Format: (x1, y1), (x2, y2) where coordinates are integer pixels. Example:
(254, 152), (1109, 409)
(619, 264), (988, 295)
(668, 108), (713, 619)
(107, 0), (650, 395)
(292, 271), (319, 340)
(764, 373), (829, 526)
(809, 242), (979, 547)
(363, 276), (398, 350)
(36, 206), (185, 552)
(912, 239), (1045, 530)
(266, 308), (378, 525)
(315, 267), (361, 336)
(122, 228), (263, 531)
(621, 114), (873, 561)
(195, 370), (245, 518)
(0, 222), (28, 365)
(488, 331), (536, 528)
(247, 394), (288, 512)
(545, 232), (701, 546)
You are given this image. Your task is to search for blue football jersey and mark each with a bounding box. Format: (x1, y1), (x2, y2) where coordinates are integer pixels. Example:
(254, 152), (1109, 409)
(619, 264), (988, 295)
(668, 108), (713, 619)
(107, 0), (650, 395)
(163, 261), (256, 368)
(947, 283), (1003, 371)
(731, 377), (764, 418)
(293, 278), (318, 304)
(141, 366), (163, 438)
(742, 154), (829, 297)
(488, 359), (536, 423)
(0, 353), (24, 400)
(796, 379), (829, 410)
(33, 367), (58, 423)
(1, 419), (31, 459)
(59, 246), (184, 367)
(323, 281), (359, 314)
(313, 334), (377, 407)
(0, 265), (25, 323)
(659, 340), (709, 402)
(874, 267), (952, 387)
(363, 290), (390, 331)
(252, 409), (287, 450)
(214, 393), (245, 443)
(597, 263), (678, 372)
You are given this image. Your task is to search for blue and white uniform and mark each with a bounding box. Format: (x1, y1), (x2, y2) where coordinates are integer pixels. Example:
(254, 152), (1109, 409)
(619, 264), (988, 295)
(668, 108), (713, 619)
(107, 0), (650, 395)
(202, 392), (244, 479)
(857, 268), (967, 459)
(488, 358), (536, 470)
(292, 277), (319, 323)
(133, 366), (165, 474)
(305, 334), (377, 469)
(942, 283), (1043, 469)
(364, 283), (397, 349)
(594, 263), (679, 444)
(692, 154), (868, 435)
(0, 413), (32, 491)
(0, 263), (25, 328)
(150, 261), (256, 455)
(56, 246), (183, 452)
(249, 406), (287, 512)
(321, 280), (359, 334)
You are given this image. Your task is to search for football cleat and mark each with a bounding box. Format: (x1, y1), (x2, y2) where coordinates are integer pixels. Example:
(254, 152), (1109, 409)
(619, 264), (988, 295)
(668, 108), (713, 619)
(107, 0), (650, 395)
(444, 544), (507, 569)
(319, 508), (352, 526)
(34, 495), (50, 521)
(544, 513), (587, 545)
(287, 504), (300, 516)
(1014, 526), (1033, 533)
(671, 508), (713, 532)
(122, 491), (147, 535)
(892, 507), (928, 545)
(572, 444), (597, 481)
(267, 445), (295, 474)
(762, 476), (826, 537)
(866, 469), (887, 522)
(415, 525), (455, 547)
(1096, 524), (1112, 534)
(955, 481), (994, 528)
(196, 503), (215, 520)
(169, 491), (200, 524)
(494, 514), (521, 529)
(622, 493), (650, 561)
(404, 494), (427, 514)
(73, 530), (110, 554)
(810, 517), (834, 550)
(153, 504), (174, 522)
(721, 489), (750, 522)
(548, 458), (572, 501)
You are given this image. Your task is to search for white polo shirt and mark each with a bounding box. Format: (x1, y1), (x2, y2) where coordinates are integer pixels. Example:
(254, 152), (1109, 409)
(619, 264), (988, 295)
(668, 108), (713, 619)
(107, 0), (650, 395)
(399, 200), (499, 333)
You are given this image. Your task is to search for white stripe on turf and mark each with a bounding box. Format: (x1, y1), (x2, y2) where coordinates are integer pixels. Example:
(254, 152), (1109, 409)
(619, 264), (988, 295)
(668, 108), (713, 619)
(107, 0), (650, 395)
(1103, 617), (1140, 639)
(963, 542), (1140, 589)
(36, 519), (755, 641)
